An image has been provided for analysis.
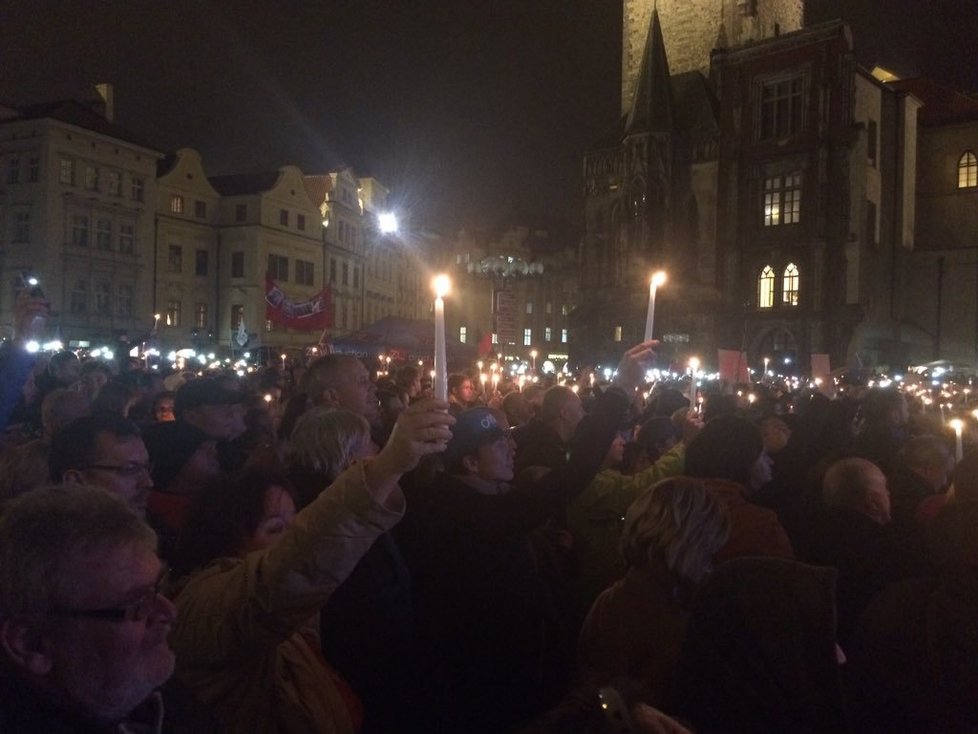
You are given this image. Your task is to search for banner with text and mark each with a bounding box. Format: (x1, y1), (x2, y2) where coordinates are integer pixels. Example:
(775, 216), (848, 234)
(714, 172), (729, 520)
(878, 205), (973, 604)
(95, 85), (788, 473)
(265, 274), (333, 331)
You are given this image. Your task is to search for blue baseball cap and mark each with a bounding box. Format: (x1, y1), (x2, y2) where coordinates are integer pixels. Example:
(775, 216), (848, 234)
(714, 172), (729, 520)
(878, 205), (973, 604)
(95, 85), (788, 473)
(444, 407), (508, 463)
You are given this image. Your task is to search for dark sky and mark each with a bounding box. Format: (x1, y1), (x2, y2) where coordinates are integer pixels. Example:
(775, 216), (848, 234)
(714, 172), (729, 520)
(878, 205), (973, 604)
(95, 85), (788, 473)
(2, 0), (977, 237)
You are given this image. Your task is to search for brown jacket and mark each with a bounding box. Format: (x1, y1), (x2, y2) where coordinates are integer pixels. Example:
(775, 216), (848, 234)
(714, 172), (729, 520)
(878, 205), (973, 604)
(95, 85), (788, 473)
(169, 461), (405, 734)
(704, 478), (795, 563)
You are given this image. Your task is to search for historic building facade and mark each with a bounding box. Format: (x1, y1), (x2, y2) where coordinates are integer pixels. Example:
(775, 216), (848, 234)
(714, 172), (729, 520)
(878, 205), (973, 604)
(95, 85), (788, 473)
(576, 0), (924, 372)
(0, 87), (162, 348)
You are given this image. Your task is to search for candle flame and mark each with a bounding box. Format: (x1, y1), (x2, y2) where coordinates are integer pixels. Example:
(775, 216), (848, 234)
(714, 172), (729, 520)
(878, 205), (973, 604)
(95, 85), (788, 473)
(651, 271), (667, 288)
(432, 274), (451, 298)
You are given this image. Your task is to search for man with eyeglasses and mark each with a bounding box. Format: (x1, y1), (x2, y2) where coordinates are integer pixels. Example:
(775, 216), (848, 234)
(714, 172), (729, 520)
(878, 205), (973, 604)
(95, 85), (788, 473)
(49, 413), (154, 516)
(0, 485), (176, 732)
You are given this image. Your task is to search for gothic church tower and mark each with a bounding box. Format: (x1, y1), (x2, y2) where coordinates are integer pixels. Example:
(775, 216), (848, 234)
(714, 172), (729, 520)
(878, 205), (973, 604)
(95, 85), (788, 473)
(621, 0), (803, 115)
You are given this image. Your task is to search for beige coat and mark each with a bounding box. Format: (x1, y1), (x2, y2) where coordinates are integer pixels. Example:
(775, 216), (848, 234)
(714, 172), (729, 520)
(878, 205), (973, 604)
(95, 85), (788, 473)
(169, 462), (404, 734)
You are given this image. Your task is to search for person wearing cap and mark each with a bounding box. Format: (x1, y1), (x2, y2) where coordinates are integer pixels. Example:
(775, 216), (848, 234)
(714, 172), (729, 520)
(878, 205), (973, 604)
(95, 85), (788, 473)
(141, 421), (222, 563)
(396, 341), (656, 734)
(173, 378), (246, 442)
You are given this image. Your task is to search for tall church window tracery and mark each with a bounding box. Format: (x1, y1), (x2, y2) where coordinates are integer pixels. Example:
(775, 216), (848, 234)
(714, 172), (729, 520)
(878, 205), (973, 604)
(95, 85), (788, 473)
(958, 151), (977, 189)
(758, 266), (775, 308)
(782, 263), (800, 306)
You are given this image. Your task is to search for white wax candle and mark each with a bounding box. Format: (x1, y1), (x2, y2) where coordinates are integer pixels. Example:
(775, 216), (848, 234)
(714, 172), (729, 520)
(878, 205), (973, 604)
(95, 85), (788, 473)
(434, 295), (447, 400)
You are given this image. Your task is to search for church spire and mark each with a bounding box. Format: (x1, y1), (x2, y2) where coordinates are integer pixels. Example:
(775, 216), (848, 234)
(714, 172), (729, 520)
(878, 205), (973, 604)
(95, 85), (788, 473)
(625, 8), (675, 134)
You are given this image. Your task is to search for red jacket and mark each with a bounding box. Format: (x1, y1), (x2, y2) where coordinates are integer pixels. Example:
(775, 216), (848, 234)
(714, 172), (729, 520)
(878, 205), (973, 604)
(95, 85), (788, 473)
(703, 478), (795, 563)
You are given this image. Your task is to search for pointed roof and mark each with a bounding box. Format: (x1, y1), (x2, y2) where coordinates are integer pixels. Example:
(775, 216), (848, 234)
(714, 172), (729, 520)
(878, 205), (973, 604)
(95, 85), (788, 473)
(625, 8), (675, 134)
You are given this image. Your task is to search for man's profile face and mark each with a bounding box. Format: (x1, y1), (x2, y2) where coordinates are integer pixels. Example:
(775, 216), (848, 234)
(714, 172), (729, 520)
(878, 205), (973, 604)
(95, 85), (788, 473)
(333, 359), (378, 420)
(81, 434), (153, 516)
(454, 380), (476, 405)
(472, 434), (516, 483)
(863, 465), (892, 524)
(47, 543), (176, 721)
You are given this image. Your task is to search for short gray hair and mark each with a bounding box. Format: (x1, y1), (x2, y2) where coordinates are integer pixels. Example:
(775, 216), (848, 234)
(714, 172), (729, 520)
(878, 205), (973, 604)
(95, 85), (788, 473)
(286, 408), (370, 483)
(620, 477), (730, 584)
(822, 457), (878, 509)
(0, 485), (156, 617)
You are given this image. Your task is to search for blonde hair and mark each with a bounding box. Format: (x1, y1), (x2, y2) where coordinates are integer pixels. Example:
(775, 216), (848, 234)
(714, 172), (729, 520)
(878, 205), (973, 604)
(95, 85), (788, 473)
(286, 408), (370, 482)
(620, 477), (730, 584)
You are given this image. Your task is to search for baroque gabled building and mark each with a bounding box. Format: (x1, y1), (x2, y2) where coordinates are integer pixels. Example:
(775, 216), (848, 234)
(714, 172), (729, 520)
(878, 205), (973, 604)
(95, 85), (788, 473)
(0, 87), (162, 348)
(576, 0), (923, 372)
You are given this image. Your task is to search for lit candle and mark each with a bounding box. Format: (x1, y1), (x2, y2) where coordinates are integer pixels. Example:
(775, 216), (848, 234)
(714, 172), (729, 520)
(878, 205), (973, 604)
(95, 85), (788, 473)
(951, 418), (964, 462)
(688, 357), (699, 410)
(280, 353), (286, 370)
(432, 275), (450, 400)
(644, 271), (666, 342)
(480, 372), (488, 395)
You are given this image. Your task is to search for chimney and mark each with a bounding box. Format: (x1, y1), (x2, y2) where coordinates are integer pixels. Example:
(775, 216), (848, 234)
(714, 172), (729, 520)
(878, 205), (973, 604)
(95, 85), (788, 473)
(95, 83), (114, 122)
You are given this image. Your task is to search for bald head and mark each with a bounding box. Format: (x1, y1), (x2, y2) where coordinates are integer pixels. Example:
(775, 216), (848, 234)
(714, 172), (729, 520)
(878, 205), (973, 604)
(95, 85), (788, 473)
(539, 385), (585, 442)
(299, 355), (378, 420)
(823, 457), (891, 524)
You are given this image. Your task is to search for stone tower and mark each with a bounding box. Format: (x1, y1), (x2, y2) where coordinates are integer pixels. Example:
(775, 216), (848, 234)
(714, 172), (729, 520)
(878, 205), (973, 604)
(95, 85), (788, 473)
(621, 0), (804, 115)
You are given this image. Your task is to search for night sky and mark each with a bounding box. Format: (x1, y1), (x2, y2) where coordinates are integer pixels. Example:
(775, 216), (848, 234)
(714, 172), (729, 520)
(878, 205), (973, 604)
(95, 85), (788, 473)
(2, 0), (976, 237)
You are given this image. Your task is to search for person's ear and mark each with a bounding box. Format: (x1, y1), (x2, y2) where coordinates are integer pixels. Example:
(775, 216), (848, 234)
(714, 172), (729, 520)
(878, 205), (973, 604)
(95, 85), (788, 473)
(0, 617), (54, 676)
(320, 388), (340, 409)
(461, 454), (480, 474)
(62, 469), (86, 485)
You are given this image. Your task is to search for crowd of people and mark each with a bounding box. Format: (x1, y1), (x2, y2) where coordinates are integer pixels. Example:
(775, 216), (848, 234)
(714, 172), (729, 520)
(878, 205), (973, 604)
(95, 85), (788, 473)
(0, 292), (975, 733)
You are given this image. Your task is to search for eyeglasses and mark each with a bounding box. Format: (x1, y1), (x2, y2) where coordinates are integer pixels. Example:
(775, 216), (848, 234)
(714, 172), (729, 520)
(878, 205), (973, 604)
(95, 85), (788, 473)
(51, 566), (170, 623)
(85, 461), (154, 478)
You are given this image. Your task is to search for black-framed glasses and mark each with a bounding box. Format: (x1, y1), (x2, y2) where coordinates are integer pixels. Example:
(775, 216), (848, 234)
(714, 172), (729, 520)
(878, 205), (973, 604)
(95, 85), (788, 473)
(85, 461), (153, 478)
(50, 566), (170, 622)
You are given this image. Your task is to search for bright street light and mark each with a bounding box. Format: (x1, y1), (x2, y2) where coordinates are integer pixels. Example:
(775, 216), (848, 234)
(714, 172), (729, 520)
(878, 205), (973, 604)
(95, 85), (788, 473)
(378, 212), (398, 234)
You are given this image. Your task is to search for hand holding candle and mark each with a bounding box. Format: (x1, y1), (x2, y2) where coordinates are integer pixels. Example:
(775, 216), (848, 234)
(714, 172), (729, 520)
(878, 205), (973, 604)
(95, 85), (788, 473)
(950, 418), (964, 462)
(432, 274), (451, 400)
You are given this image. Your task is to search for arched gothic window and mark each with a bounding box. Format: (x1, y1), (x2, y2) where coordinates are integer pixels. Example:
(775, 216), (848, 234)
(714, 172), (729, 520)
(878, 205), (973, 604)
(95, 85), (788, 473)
(782, 263), (800, 306)
(758, 266), (775, 308)
(958, 151), (977, 189)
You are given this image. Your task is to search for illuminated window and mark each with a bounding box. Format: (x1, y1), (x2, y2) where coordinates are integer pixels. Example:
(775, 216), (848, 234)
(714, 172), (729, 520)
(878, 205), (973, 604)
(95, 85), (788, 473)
(59, 158), (74, 185)
(760, 75), (804, 139)
(526, 302), (533, 315)
(561, 329), (568, 343)
(170, 195), (184, 214)
(195, 303), (208, 329)
(524, 328), (532, 346)
(614, 325), (623, 342)
(782, 263), (800, 306)
(167, 300), (181, 327)
(545, 327), (552, 342)
(958, 151), (977, 189)
(763, 172), (801, 226)
(459, 326), (467, 344)
(492, 333), (498, 345)
(758, 266), (775, 308)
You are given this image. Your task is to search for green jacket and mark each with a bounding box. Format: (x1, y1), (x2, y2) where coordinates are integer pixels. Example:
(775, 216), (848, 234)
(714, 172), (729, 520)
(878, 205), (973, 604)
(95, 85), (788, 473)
(567, 443), (685, 615)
